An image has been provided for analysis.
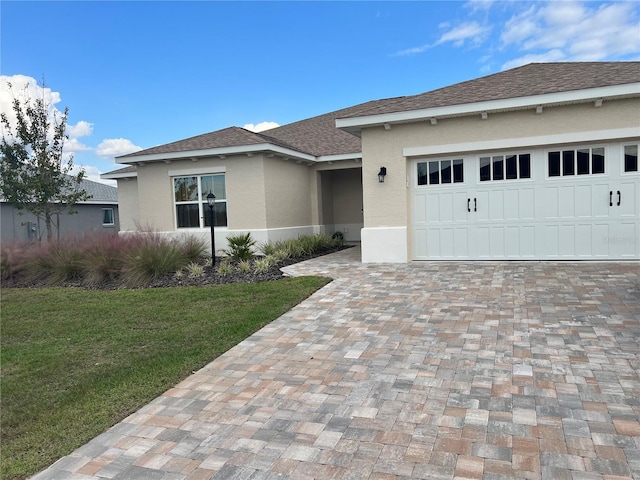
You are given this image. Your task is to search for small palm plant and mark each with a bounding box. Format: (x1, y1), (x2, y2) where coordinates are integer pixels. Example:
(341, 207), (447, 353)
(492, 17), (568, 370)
(222, 233), (256, 262)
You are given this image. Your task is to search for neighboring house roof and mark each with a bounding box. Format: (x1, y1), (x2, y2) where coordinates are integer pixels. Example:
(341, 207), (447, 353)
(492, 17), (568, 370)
(107, 61), (640, 175)
(79, 177), (118, 204)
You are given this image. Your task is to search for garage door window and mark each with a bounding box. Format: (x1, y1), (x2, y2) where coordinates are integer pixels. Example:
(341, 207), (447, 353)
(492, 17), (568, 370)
(417, 159), (463, 185)
(624, 145), (638, 173)
(480, 154), (530, 181)
(548, 147), (605, 177)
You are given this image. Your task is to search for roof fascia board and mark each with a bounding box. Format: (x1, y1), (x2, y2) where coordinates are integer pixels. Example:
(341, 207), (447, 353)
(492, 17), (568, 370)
(316, 152), (363, 162)
(80, 200), (119, 205)
(101, 172), (137, 179)
(116, 143), (316, 164)
(337, 83), (640, 130)
(403, 127), (640, 158)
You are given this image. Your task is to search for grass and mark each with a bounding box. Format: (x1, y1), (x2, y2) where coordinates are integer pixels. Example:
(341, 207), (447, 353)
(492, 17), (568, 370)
(0, 276), (331, 480)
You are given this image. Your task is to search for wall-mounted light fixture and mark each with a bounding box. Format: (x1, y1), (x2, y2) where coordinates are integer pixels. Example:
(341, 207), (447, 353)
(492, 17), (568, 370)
(378, 167), (387, 183)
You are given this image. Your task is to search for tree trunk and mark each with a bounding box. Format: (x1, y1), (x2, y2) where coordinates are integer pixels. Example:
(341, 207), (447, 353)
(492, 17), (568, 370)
(45, 212), (53, 242)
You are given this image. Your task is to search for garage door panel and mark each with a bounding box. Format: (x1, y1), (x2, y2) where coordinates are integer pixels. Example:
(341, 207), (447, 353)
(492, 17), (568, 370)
(521, 226), (535, 257)
(593, 224), (610, 256)
(440, 193), (454, 223)
(576, 185), (592, 218)
(414, 192), (428, 224)
(559, 186), (576, 219)
(454, 192), (469, 222)
(426, 193), (440, 222)
(576, 224), (592, 256)
(506, 226), (519, 257)
(519, 188), (535, 220)
(414, 228), (428, 258)
(619, 180), (638, 218)
(473, 227), (490, 258)
(490, 227), (505, 257)
(559, 225), (575, 256)
(592, 183), (610, 218)
(490, 191), (505, 221)
(542, 187), (559, 219)
(476, 191), (489, 221)
(454, 228), (469, 257)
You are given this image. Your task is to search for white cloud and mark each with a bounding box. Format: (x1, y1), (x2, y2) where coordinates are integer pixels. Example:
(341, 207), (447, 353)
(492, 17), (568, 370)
(243, 121), (279, 133)
(96, 138), (143, 158)
(64, 137), (92, 153)
(395, 21), (491, 56)
(67, 120), (93, 138)
(437, 21), (491, 47)
(500, 1), (640, 69)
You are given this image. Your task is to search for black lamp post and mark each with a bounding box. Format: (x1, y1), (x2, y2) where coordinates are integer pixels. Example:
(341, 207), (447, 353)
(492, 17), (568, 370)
(206, 192), (216, 266)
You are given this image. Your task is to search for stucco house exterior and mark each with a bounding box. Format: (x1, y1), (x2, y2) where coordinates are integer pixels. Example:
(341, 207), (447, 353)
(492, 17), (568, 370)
(104, 62), (640, 262)
(1, 177), (119, 242)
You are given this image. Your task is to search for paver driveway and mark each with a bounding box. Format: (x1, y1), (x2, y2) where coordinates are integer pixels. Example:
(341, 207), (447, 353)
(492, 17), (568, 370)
(35, 247), (640, 480)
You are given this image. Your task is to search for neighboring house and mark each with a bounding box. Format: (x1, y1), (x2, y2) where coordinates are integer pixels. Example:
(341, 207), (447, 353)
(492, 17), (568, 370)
(103, 62), (640, 262)
(1, 177), (119, 242)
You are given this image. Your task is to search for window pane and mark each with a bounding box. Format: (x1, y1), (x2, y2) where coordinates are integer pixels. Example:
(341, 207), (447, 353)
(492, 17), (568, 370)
(176, 204), (200, 228)
(577, 149), (590, 175)
(429, 161), (440, 184)
(417, 162), (428, 185)
(203, 202), (228, 227)
(202, 174), (226, 200)
(506, 155), (517, 179)
(592, 148), (605, 174)
(174, 177), (198, 202)
(441, 160), (452, 183)
(562, 150), (575, 175)
(519, 154), (531, 179)
(480, 157), (491, 181)
(102, 208), (114, 225)
(625, 145), (638, 172)
(493, 156), (504, 181)
(453, 159), (464, 183)
(548, 152), (561, 177)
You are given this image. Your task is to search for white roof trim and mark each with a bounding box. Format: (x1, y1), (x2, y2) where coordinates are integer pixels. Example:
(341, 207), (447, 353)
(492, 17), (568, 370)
(403, 127), (640, 157)
(116, 143), (316, 164)
(101, 171), (137, 180)
(316, 152), (363, 162)
(337, 83), (640, 131)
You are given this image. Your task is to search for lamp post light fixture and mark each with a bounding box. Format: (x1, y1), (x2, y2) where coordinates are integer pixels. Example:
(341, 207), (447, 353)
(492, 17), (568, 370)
(206, 192), (216, 266)
(378, 167), (387, 183)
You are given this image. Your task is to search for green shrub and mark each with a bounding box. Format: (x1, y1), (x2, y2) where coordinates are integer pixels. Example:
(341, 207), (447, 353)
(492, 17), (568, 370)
(253, 257), (274, 274)
(185, 262), (204, 278)
(237, 259), (252, 273)
(180, 235), (208, 263)
(122, 236), (186, 287)
(222, 233), (256, 262)
(216, 260), (234, 276)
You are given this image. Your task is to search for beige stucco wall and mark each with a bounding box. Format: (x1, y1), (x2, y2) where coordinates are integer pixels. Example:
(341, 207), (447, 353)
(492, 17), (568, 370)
(361, 98), (640, 231)
(263, 157), (312, 229)
(327, 168), (362, 225)
(226, 155), (267, 229)
(115, 178), (140, 231)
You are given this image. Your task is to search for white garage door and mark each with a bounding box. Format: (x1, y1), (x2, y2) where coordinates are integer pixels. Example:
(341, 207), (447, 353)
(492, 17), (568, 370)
(412, 143), (640, 260)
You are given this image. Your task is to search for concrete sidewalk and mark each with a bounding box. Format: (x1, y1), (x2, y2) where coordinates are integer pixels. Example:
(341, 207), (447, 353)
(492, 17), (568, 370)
(34, 248), (640, 479)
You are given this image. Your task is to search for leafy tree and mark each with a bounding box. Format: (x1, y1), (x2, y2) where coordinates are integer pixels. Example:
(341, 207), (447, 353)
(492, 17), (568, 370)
(0, 81), (90, 241)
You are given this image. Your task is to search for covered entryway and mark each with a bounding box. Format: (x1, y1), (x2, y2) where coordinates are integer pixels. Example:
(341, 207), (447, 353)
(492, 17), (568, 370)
(318, 167), (363, 242)
(412, 143), (639, 260)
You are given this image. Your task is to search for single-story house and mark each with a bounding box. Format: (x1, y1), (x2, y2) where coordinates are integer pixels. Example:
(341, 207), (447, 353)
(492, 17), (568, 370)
(1, 177), (119, 242)
(103, 62), (640, 262)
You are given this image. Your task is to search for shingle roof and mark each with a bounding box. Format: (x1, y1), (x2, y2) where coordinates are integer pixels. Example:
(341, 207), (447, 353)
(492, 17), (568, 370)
(115, 62), (640, 165)
(79, 177), (118, 203)
(340, 62), (640, 118)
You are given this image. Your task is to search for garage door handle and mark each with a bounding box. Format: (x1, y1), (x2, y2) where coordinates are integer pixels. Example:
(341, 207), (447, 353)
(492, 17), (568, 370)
(610, 191), (613, 206)
(467, 198), (471, 212)
(617, 191), (621, 206)
(474, 198), (477, 212)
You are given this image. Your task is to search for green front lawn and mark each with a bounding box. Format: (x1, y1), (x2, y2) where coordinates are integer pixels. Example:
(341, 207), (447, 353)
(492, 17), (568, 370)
(0, 277), (330, 480)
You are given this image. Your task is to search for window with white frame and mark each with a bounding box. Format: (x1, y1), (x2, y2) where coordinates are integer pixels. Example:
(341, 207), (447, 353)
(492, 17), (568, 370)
(548, 147), (605, 177)
(174, 174), (227, 228)
(102, 208), (115, 226)
(479, 153), (531, 181)
(417, 159), (464, 185)
(623, 144), (638, 173)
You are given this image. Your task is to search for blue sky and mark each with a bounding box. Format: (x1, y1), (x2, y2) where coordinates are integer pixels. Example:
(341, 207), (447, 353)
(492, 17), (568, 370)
(2, 1), (639, 184)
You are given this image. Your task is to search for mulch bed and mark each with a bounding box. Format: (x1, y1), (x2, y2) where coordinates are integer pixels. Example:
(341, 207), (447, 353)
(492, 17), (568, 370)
(3, 247), (349, 290)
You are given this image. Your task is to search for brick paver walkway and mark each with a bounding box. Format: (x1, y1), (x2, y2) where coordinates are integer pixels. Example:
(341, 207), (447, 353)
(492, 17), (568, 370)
(34, 247), (640, 479)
